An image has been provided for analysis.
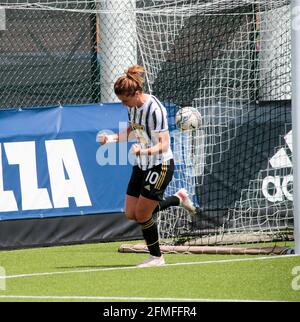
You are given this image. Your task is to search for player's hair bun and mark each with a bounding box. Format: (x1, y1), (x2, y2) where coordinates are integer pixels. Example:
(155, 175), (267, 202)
(114, 65), (145, 96)
(125, 65), (145, 88)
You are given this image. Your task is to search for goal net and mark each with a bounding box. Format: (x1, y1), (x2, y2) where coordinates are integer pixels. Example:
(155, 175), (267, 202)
(151, 0), (293, 254)
(0, 0), (294, 254)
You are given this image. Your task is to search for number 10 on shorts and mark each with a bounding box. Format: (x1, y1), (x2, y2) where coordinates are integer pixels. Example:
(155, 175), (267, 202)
(145, 171), (159, 185)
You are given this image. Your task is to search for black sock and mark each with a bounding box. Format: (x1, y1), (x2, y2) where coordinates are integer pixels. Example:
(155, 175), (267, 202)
(140, 217), (161, 257)
(153, 195), (180, 214)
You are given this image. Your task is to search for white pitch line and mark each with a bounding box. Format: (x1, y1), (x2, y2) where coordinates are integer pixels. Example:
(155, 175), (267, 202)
(0, 295), (285, 302)
(0, 254), (298, 280)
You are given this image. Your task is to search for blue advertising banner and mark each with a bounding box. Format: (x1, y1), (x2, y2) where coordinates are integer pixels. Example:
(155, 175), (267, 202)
(0, 103), (132, 220)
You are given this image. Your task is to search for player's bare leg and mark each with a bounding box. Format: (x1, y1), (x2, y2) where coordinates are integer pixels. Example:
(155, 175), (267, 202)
(124, 194), (138, 221)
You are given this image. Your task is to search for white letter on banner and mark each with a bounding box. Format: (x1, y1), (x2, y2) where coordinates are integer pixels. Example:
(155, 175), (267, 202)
(0, 143), (18, 212)
(45, 139), (92, 208)
(4, 141), (52, 211)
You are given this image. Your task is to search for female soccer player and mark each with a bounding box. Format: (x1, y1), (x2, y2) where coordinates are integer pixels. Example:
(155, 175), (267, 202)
(97, 65), (195, 267)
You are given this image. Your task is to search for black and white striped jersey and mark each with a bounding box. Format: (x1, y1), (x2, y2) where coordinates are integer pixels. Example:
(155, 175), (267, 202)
(128, 95), (173, 170)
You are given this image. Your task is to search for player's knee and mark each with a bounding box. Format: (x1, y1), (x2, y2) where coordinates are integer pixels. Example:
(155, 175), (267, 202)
(135, 214), (151, 223)
(134, 209), (152, 224)
(124, 210), (136, 221)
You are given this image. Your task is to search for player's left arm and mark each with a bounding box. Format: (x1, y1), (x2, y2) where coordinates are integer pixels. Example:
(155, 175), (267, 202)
(131, 130), (170, 156)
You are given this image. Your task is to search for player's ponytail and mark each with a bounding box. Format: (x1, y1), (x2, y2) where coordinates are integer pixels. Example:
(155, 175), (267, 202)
(114, 65), (145, 97)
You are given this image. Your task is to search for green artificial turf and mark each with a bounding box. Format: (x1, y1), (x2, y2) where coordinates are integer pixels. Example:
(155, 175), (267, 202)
(0, 241), (299, 302)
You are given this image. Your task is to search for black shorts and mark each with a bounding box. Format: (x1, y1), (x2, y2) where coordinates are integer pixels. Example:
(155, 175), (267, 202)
(126, 159), (174, 201)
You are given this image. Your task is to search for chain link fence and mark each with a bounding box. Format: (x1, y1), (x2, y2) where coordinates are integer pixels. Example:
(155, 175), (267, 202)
(0, 1), (139, 109)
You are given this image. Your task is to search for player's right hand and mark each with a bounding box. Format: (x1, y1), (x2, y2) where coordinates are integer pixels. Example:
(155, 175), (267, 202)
(96, 132), (109, 145)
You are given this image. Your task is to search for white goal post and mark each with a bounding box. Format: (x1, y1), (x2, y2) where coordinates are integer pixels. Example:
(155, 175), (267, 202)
(291, 0), (300, 255)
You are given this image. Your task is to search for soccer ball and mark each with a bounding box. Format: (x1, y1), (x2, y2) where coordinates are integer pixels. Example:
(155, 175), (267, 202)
(175, 106), (202, 131)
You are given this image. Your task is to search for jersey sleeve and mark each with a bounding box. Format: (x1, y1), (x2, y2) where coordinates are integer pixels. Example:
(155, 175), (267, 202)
(151, 105), (169, 132)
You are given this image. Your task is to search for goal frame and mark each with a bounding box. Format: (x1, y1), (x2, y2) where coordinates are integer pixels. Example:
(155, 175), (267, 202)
(291, 0), (300, 255)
